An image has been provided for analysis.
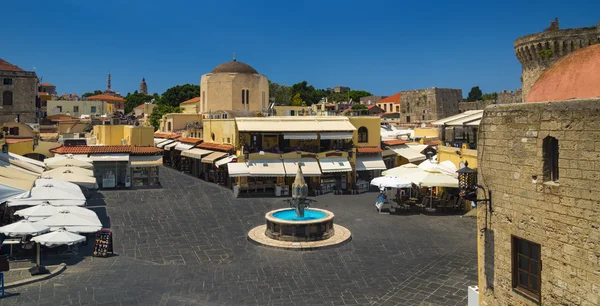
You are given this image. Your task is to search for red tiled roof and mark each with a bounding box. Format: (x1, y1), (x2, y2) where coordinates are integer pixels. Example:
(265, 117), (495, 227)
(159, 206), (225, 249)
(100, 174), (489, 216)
(377, 92), (401, 104)
(0, 58), (24, 72)
(357, 147), (383, 153)
(40, 83), (54, 87)
(196, 142), (234, 152)
(382, 139), (409, 146)
(423, 140), (440, 146)
(86, 94), (125, 102)
(39, 92), (50, 96)
(6, 138), (33, 144)
(135, 104), (145, 109)
(50, 145), (162, 156)
(177, 137), (203, 144)
(180, 97), (200, 105)
(527, 44), (600, 102)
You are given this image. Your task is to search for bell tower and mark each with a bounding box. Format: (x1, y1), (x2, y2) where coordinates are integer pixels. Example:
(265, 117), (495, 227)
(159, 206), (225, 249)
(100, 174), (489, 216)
(140, 77), (148, 95)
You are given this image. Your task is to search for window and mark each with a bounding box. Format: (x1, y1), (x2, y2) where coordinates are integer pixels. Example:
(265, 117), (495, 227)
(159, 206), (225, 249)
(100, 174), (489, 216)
(543, 136), (559, 182)
(358, 127), (368, 143)
(211, 133), (215, 141)
(73, 106), (79, 113)
(8, 127), (19, 135)
(91, 106), (97, 113)
(262, 91), (266, 109)
(406, 116), (411, 123)
(246, 90), (250, 106)
(422, 115), (425, 120)
(2, 91), (13, 106)
(242, 89), (245, 104)
(222, 113), (228, 119)
(202, 91), (206, 112)
(512, 236), (541, 300)
(167, 122), (172, 131)
(227, 137), (230, 143)
(57, 106), (62, 112)
(396, 105), (399, 112)
(3, 79), (12, 85)
(383, 104), (387, 111)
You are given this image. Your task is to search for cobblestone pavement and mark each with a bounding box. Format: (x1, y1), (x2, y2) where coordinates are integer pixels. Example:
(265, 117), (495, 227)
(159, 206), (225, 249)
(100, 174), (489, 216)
(1, 167), (477, 306)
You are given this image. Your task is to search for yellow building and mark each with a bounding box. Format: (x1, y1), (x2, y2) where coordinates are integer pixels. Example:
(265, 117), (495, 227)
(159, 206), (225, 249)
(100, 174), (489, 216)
(179, 97), (200, 114)
(273, 106), (311, 116)
(2, 122), (60, 160)
(159, 113), (203, 133)
(93, 125), (154, 146)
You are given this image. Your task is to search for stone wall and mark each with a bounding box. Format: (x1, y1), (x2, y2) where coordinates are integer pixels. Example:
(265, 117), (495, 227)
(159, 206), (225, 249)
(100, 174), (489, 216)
(398, 87), (461, 124)
(514, 21), (600, 100)
(477, 99), (600, 306)
(360, 95), (386, 105)
(0, 70), (38, 124)
(459, 89), (522, 112)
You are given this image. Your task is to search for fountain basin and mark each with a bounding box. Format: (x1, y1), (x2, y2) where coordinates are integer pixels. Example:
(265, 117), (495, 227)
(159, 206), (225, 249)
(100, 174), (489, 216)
(265, 208), (334, 242)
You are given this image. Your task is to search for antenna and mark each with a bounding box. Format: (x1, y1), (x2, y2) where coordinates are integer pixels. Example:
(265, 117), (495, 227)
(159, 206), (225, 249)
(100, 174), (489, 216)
(233, 52), (236, 62)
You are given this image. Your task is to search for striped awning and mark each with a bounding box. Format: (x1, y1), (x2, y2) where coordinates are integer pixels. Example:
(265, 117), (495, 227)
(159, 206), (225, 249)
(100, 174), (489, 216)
(201, 152), (228, 164)
(181, 148), (213, 159)
(318, 158), (352, 173)
(174, 143), (195, 151)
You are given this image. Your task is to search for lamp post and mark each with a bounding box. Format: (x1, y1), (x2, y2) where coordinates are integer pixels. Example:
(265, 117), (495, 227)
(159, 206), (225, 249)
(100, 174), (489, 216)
(456, 165), (492, 212)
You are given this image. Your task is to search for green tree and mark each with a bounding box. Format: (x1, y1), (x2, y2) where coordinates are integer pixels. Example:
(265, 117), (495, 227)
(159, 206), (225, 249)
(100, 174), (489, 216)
(82, 90), (103, 98)
(148, 104), (182, 131)
(269, 81), (292, 105)
(161, 84), (200, 107)
(466, 86), (483, 102)
(351, 103), (368, 115)
(481, 92), (498, 101)
(347, 90), (372, 102)
(124, 91), (155, 114)
(290, 81), (326, 105)
(290, 93), (306, 106)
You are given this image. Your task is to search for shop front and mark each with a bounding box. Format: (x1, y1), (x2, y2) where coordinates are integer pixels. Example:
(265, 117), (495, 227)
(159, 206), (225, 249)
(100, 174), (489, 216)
(181, 148), (213, 178)
(201, 151), (228, 183)
(215, 155), (237, 188)
(355, 154), (387, 193)
(130, 155), (162, 187)
(318, 157), (352, 194)
(162, 141), (178, 167)
(173, 142), (195, 171)
(246, 159), (288, 196)
(89, 153), (130, 189)
(282, 156), (322, 194)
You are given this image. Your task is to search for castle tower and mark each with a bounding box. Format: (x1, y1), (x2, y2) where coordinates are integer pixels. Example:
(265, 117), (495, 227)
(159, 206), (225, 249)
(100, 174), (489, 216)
(140, 77), (148, 95)
(107, 71), (111, 90)
(514, 18), (600, 101)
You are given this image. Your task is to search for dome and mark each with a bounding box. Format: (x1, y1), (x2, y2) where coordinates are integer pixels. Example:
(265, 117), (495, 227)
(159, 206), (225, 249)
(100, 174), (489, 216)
(211, 60), (258, 74)
(527, 44), (600, 102)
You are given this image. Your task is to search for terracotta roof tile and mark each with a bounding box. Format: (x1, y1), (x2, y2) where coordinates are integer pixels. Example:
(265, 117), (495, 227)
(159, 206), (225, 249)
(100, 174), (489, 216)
(377, 92), (401, 104)
(134, 104), (145, 109)
(196, 142), (234, 152)
(180, 97), (201, 105)
(50, 145), (162, 156)
(382, 139), (409, 146)
(357, 147), (383, 153)
(6, 138), (33, 144)
(40, 83), (54, 87)
(177, 137), (203, 144)
(423, 140), (440, 146)
(0, 58), (24, 72)
(86, 94), (125, 102)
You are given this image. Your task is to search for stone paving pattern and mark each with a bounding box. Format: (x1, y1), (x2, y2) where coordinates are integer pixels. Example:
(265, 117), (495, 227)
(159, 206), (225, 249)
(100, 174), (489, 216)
(0, 167), (477, 306)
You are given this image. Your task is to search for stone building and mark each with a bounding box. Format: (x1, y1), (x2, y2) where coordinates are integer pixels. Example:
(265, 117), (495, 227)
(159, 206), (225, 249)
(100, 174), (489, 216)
(199, 56), (269, 115)
(359, 95), (387, 106)
(514, 18), (600, 101)
(327, 86), (350, 94)
(140, 77), (148, 95)
(458, 89), (523, 112)
(477, 36), (600, 306)
(0, 58), (39, 124)
(397, 87), (462, 124)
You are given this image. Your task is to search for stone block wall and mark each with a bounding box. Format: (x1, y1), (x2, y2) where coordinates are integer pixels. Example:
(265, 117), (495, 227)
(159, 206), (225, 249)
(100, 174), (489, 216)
(398, 87), (461, 124)
(459, 89), (523, 112)
(0, 71), (38, 124)
(477, 99), (600, 306)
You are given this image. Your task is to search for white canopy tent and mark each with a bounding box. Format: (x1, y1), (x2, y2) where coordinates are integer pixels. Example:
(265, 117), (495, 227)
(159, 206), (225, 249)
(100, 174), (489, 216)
(37, 210), (102, 229)
(419, 168), (459, 188)
(8, 184), (86, 207)
(0, 220), (50, 236)
(45, 157), (93, 169)
(42, 166), (94, 177)
(34, 179), (82, 193)
(14, 203), (97, 220)
(42, 171), (98, 189)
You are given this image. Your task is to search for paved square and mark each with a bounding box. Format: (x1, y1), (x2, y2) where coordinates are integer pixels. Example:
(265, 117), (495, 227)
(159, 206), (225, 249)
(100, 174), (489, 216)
(1, 167), (477, 305)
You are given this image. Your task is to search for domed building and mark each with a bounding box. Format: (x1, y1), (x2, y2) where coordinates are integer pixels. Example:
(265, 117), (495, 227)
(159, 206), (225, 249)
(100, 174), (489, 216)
(199, 56), (269, 115)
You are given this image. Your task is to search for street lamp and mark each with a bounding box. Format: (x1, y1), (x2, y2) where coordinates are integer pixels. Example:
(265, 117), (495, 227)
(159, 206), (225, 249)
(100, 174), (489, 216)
(456, 165), (492, 212)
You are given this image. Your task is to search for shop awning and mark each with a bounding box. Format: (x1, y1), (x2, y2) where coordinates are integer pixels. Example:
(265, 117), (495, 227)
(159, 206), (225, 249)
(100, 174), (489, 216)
(156, 140), (175, 148)
(283, 158), (321, 176)
(174, 143), (195, 151)
(154, 138), (166, 144)
(227, 163), (250, 177)
(355, 155), (387, 171)
(163, 142), (178, 150)
(388, 145), (426, 162)
(319, 132), (353, 140)
(247, 159), (286, 177)
(318, 158), (352, 173)
(181, 148), (213, 159)
(283, 133), (318, 140)
(88, 153), (130, 162)
(216, 155), (237, 167)
(201, 152), (228, 164)
(130, 155), (163, 167)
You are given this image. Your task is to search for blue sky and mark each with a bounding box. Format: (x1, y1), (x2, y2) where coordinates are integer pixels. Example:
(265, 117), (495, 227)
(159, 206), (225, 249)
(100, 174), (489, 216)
(3, 0), (599, 97)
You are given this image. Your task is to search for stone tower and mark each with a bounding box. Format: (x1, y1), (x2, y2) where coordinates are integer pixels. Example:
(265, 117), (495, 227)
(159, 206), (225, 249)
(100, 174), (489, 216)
(514, 18), (600, 101)
(107, 71), (111, 90)
(140, 77), (148, 95)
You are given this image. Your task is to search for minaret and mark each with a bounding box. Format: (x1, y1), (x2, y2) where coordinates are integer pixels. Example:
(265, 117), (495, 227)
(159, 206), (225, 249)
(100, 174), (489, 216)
(107, 71), (111, 90)
(140, 77), (148, 95)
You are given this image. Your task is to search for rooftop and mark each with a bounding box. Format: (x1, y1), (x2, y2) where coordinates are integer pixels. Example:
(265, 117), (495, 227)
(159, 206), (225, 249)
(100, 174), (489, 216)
(382, 139), (410, 146)
(86, 94), (125, 102)
(177, 137), (203, 144)
(6, 138), (33, 144)
(235, 116), (357, 132)
(357, 147), (383, 153)
(40, 83), (54, 87)
(0, 58), (24, 72)
(196, 142), (234, 152)
(50, 145), (162, 156)
(377, 92), (401, 104)
(211, 60), (258, 74)
(180, 97), (201, 105)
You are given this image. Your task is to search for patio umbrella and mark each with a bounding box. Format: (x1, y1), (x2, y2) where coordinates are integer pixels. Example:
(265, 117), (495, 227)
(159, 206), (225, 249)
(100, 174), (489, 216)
(0, 220), (50, 236)
(45, 157), (93, 170)
(419, 168), (459, 188)
(382, 163), (428, 186)
(33, 179), (82, 193)
(37, 210), (102, 228)
(418, 159), (437, 171)
(370, 176), (412, 189)
(42, 166), (94, 178)
(31, 228), (86, 246)
(436, 161), (458, 178)
(42, 171), (98, 189)
(57, 225), (102, 233)
(15, 203), (97, 219)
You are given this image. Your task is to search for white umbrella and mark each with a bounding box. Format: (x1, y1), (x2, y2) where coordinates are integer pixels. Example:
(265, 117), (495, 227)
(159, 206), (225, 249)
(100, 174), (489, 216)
(15, 203), (97, 219)
(22, 186), (85, 200)
(37, 210), (102, 228)
(0, 220), (50, 236)
(31, 228), (86, 246)
(42, 171), (98, 189)
(382, 163), (428, 185)
(42, 166), (94, 177)
(44, 154), (92, 163)
(7, 199), (86, 207)
(54, 225), (102, 233)
(437, 161), (458, 178)
(45, 157), (93, 169)
(370, 176), (412, 188)
(33, 179), (82, 194)
(419, 168), (459, 188)
(418, 159), (437, 171)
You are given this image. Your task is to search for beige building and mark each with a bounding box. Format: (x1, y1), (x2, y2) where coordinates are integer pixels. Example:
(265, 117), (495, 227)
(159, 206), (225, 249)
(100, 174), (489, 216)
(0, 58), (39, 124)
(159, 113), (203, 133)
(273, 105), (311, 116)
(93, 125), (154, 146)
(199, 57), (269, 114)
(47, 100), (112, 118)
(179, 97), (200, 114)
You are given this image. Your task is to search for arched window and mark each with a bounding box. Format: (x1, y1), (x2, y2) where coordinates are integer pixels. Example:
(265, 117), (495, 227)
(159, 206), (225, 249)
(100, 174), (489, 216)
(246, 90), (250, 105)
(2, 91), (13, 106)
(242, 90), (245, 104)
(358, 126), (368, 143)
(543, 136), (559, 182)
